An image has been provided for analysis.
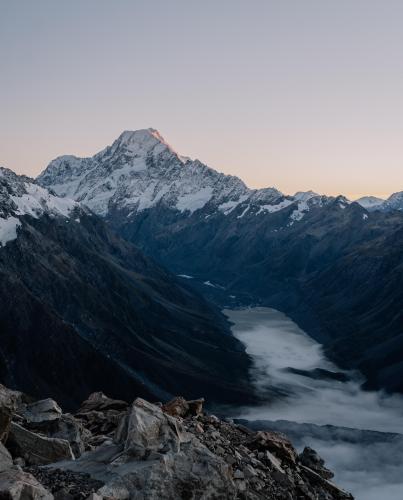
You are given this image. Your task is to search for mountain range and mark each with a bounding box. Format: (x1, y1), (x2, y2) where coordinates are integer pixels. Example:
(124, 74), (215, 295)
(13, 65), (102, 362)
(0, 166), (253, 409)
(37, 129), (403, 394)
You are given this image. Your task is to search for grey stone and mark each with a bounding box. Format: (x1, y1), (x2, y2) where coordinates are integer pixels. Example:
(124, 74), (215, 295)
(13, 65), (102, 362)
(299, 446), (334, 479)
(265, 450), (285, 473)
(0, 385), (20, 443)
(233, 469), (244, 479)
(161, 397), (189, 418)
(0, 469), (53, 499)
(25, 414), (90, 458)
(246, 430), (298, 463)
(22, 399), (63, 424)
(124, 398), (182, 458)
(186, 398), (204, 416)
(13, 457), (25, 468)
(97, 439), (236, 500)
(0, 442), (12, 472)
(6, 422), (74, 465)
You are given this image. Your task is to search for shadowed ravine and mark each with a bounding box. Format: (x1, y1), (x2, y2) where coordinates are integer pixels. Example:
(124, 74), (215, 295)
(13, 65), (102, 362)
(225, 307), (403, 500)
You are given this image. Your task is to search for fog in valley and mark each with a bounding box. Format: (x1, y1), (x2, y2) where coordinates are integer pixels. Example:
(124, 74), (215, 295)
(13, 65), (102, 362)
(225, 308), (403, 500)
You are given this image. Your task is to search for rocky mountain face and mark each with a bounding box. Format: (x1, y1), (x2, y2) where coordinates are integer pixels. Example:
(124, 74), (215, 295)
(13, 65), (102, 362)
(38, 129), (331, 224)
(0, 383), (353, 499)
(0, 167), (254, 409)
(38, 130), (403, 394)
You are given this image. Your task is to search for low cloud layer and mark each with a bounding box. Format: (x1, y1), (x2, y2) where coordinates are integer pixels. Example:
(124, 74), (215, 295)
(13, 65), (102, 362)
(225, 307), (403, 499)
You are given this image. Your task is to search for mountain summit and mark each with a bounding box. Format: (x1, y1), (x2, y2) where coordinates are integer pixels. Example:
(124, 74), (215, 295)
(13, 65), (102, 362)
(38, 129), (330, 223)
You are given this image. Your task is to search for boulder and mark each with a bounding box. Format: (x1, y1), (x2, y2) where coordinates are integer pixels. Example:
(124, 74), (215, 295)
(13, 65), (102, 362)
(21, 399), (62, 424)
(299, 446), (334, 480)
(0, 443), (12, 473)
(124, 398), (182, 458)
(162, 397), (205, 418)
(162, 397), (189, 418)
(187, 398), (204, 416)
(300, 465), (353, 499)
(6, 422), (74, 466)
(245, 430), (298, 463)
(24, 414), (90, 458)
(0, 385), (20, 443)
(76, 393), (128, 437)
(97, 438), (236, 500)
(77, 393), (128, 413)
(0, 407), (11, 445)
(0, 469), (53, 499)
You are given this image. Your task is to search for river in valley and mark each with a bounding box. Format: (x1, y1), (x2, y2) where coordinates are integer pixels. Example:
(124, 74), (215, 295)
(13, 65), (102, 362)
(224, 307), (403, 500)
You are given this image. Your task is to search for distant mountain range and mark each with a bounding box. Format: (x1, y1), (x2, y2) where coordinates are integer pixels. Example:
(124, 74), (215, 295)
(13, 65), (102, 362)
(38, 128), (403, 217)
(0, 166), (253, 409)
(37, 129), (403, 394)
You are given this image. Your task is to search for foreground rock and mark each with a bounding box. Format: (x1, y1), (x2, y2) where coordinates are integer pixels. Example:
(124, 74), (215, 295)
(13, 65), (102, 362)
(0, 443), (12, 473)
(6, 422), (74, 465)
(0, 386), (353, 499)
(75, 392), (129, 437)
(46, 397), (353, 499)
(0, 385), (21, 443)
(0, 469), (53, 499)
(20, 399), (63, 424)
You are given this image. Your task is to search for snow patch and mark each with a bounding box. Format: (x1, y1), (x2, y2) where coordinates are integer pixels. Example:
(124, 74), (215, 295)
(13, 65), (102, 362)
(0, 216), (21, 247)
(176, 187), (213, 213)
(218, 195), (249, 215)
(256, 199), (293, 215)
(237, 205), (250, 219)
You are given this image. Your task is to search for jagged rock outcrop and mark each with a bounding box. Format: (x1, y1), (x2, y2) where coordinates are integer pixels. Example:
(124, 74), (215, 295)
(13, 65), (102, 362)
(0, 384), (353, 499)
(6, 422), (74, 466)
(20, 399), (62, 424)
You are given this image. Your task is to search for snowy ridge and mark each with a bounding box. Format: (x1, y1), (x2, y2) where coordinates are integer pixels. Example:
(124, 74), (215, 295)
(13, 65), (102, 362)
(0, 167), (77, 247)
(355, 196), (385, 210)
(383, 191), (403, 211)
(38, 128), (344, 225)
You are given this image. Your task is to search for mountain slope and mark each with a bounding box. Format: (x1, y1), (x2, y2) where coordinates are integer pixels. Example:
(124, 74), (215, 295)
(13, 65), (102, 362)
(0, 167), (253, 409)
(118, 196), (403, 393)
(37, 129), (403, 394)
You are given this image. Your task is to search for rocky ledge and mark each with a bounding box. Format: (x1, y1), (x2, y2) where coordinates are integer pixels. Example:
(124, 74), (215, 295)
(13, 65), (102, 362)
(0, 384), (353, 499)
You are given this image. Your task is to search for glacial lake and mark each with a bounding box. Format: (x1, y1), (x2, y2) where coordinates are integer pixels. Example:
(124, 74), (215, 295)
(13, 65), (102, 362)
(225, 307), (403, 500)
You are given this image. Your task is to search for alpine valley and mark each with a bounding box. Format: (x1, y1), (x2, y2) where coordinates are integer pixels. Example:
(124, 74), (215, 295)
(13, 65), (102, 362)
(0, 166), (253, 410)
(1, 128), (403, 499)
(38, 129), (403, 395)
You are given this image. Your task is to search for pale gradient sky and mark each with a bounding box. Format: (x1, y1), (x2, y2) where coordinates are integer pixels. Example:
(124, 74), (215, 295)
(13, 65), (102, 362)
(1, 0), (403, 199)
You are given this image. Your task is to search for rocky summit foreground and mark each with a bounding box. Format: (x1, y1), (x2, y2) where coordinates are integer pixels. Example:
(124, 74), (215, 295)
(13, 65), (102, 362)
(0, 384), (352, 499)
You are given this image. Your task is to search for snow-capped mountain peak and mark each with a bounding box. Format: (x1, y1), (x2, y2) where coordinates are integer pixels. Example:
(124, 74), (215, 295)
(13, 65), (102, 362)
(37, 128), (335, 224)
(108, 128), (182, 160)
(38, 129), (251, 216)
